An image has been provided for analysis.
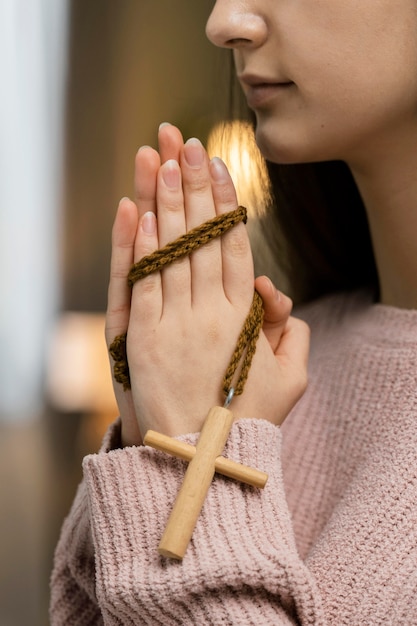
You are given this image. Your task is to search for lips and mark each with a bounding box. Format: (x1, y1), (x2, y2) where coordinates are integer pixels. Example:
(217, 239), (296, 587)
(238, 74), (294, 108)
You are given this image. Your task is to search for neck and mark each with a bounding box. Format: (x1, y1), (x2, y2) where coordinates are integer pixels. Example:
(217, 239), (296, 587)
(348, 128), (417, 310)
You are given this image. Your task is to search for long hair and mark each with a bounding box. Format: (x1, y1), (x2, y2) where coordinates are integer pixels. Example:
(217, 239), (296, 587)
(262, 160), (378, 304)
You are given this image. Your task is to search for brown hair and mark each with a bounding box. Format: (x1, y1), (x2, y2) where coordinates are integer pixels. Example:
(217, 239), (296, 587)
(262, 160), (378, 304)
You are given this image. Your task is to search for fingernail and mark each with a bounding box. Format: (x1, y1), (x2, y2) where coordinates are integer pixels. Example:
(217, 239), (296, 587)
(161, 159), (180, 188)
(210, 157), (229, 182)
(184, 138), (204, 167)
(118, 197), (130, 210)
(262, 276), (281, 300)
(268, 278), (281, 300)
(159, 122), (171, 131)
(141, 211), (156, 234)
(137, 145), (152, 153)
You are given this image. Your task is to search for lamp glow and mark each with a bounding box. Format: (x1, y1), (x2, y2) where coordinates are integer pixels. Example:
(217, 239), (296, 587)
(207, 120), (271, 217)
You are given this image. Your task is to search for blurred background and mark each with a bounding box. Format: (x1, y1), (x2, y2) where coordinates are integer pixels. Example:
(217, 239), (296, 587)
(0, 1), (276, 624)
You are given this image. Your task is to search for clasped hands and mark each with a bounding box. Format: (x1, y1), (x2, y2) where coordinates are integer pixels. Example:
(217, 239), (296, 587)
(105, 124), (310, 447)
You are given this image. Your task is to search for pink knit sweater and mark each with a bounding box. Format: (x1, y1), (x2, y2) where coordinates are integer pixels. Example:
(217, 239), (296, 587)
(50, 290), (417, 625)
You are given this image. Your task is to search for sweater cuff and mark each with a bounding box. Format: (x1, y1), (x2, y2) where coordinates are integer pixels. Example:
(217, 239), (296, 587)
(83, 418), (295, 571)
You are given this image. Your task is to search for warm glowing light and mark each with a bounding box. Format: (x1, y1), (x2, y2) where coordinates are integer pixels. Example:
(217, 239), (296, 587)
(46, 313), (118, 415)
(207, 120), (271, 217)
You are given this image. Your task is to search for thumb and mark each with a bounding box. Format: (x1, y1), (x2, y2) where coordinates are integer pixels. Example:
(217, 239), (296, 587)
(255, 275), (293, 353)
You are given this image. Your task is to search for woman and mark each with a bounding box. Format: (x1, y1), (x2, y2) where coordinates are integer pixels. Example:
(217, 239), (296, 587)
(50, 1), (417, 623)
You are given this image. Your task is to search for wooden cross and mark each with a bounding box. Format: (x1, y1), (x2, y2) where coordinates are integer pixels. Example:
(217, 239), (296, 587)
(144, 406), (268, 560)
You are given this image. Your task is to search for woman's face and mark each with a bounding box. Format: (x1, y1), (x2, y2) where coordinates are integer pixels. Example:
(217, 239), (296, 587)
(206, 0), (417, 166)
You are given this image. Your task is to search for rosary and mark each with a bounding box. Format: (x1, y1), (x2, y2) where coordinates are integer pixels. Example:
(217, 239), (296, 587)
(109, 206), (268, 560)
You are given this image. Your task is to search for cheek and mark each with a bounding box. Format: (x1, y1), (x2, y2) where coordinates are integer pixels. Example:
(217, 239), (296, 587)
(289, 2), (417, 106)
(315, 50), (417, 143)
(254, 4), (417, 163)
(297, 41), (417, 156)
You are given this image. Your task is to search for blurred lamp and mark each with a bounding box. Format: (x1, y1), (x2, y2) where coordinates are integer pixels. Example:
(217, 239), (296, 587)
(46, 312), (118, 416)
(207, 120), (272, 217)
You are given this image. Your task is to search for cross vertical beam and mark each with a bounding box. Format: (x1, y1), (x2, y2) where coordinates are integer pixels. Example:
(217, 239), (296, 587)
(144, 406), (268, 560)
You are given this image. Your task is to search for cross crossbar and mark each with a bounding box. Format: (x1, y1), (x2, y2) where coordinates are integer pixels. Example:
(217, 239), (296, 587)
(144, 430), (268, 488)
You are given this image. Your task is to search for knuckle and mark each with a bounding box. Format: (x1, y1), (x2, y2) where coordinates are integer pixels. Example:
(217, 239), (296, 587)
(135, 275), (159, 296)
(106, 304), (128, 321)
(110, 266), (129, 280)
(289, 368), (308, 402)
(215, 184), (237, 205)
(186, 172), (210, 194)
(137, 244), (157, 260)
(224, 228), (250, 258)
(161, 196), (184, 214)
(193, 238), (218, 257)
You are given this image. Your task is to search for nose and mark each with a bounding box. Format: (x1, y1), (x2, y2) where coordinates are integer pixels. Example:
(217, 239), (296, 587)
(206, 1), (267, 49)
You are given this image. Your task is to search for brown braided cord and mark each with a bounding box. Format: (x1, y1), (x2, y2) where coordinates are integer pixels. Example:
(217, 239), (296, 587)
(109, 206), (264, 399)
(222, 290), (264, 396)
(108, 333), (130, 391)
(127, 205), (247, 287)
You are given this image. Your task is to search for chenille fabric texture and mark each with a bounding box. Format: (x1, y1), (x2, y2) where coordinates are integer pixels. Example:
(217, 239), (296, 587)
(50, 290), (417, 625)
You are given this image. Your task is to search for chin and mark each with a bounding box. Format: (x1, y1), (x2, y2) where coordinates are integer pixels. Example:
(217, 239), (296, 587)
(254, 116), (334, 165)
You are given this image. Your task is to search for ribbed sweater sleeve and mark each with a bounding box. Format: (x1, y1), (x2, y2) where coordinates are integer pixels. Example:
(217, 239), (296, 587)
(50, 419), (324, 625)
(49, 479), (103, 626)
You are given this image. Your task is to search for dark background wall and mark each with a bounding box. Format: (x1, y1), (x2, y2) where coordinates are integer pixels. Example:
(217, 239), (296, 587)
(62, 0), (229, 312)
(0, 3), (231, 625)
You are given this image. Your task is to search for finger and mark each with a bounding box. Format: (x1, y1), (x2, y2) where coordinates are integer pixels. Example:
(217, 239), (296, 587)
(276, 316), (310, 376)
(255, 276), (293, 353)
(127, 212), (161, 445)
(182, 138), (217, 225)
(105, 197), (141, 446)
(130, 211), (162, 325)
(210, 157), (254, 306)
(158, 123), (184, 163)
(180, 138), (222, 303)
(105, 197), (138, 345)
(134, 146), (161, 219)
(156, 159), (191, 307)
